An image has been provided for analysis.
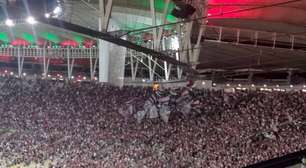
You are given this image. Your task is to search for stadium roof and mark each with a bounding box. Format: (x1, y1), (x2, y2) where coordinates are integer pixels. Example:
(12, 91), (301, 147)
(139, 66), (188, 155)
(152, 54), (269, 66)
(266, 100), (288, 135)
(0, 22), (94, 45)
(62, 0), (306, 73)
(2, 0), (306, 75)
(197, 0), (306, 74)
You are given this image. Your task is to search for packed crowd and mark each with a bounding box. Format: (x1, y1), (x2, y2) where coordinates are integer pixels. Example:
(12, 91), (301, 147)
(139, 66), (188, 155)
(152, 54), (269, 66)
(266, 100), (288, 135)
(0, 76), (305, 168)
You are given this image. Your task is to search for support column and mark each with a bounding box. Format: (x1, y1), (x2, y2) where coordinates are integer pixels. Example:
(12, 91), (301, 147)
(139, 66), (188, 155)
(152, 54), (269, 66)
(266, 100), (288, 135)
(17, 47), (24, 77)
(290, 35), (295, 50)
(67, 48), (71, 79)
(149, 0), (170, 81)
(43, 47), (50, 78)
(67, 48), (75, 80)
(98, 0), (113, 83)
(130, 55), (139, 81)
(248, 71), (254, 84)
(176, 0), (208, 73)
(17, 47), (21, 77)
(98, 40), (110, 82)
(287, 70), (293, 85)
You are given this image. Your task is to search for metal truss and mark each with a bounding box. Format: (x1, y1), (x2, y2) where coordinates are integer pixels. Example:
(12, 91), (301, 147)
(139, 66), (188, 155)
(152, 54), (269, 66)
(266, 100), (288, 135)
(124, 0), (187, 82)
(123, 0), (208, 82)
(130, 17), (306, 79)
(126, 49), (182, 82)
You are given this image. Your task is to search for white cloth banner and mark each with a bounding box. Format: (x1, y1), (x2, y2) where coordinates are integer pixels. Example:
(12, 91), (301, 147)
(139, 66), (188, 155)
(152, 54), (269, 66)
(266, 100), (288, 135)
(160, 105), (171, 123)
(149, 105), (159, 119)
(135, 110), (147, 123)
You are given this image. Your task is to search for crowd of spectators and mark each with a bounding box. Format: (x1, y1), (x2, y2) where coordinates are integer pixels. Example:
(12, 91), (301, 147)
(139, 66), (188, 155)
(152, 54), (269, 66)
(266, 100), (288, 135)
(0, 76), (305, 168)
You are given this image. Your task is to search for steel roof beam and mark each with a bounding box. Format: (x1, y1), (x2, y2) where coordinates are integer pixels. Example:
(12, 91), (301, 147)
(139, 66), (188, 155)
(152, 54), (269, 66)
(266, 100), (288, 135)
(36, 17), (196, 74)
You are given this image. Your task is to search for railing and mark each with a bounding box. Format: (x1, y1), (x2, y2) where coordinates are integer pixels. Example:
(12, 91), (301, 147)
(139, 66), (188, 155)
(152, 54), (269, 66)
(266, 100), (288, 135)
(0, 47), (99, 59)
(204, 25), (306, 50)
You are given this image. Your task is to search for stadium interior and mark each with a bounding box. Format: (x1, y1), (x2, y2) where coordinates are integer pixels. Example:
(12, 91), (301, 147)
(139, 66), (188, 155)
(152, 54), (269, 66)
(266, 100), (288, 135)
(0, 0), (306, 167)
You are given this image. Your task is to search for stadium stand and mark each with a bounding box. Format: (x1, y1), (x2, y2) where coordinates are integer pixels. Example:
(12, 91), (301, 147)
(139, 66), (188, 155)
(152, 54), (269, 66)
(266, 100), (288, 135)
(0, 76), (305, 167)
(1, 0), (306, 167)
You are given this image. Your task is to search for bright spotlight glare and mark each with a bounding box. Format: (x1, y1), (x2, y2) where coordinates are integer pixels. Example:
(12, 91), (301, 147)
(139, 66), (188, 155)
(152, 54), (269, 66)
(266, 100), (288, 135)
(171, 36), (179, 50)
(53, 6), (62, 15)
(26, 16), (37, 25)
(5, 19), (14, 27)
(45, 13), (50, 18)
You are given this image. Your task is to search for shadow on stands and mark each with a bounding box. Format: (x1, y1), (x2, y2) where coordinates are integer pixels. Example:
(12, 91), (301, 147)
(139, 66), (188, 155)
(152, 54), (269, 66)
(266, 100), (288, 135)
(245, 149), (306, 168)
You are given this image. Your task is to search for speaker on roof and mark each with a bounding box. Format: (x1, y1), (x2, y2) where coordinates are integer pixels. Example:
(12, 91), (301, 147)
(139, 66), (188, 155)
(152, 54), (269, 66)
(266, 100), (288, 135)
(171, 0), (196, 19)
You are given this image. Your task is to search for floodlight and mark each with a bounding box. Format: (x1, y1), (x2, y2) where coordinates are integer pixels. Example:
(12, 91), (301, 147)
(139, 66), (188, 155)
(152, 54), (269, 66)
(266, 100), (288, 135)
(26, 16), (37, 25)
(5, 19), (14, 27)
(45, 13), (51, 18)
(53, 6), (62, 15)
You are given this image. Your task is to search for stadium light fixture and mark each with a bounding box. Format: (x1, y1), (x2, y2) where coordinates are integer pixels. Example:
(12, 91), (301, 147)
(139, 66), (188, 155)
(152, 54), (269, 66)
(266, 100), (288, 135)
(5, 19), (15, 27)
(45, 13), (51, 18)
(290, 85), (293, 88)
(171, 36), (179, 50)
(53, 6), (62, 15)
(26, 16), (37, 25)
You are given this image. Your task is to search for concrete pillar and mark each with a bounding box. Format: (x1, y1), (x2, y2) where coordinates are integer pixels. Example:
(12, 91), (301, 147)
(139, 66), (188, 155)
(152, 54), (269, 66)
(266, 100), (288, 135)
(98, 18), (126, 86)
(98, 39), (110, 83)
(98, 0), (112, 83)
(108, 42), (126, 87)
